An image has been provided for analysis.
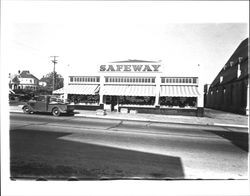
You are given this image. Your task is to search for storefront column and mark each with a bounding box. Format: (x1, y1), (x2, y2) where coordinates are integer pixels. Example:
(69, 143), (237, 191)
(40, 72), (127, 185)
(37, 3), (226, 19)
(154, 76), (160, 108)
(197, 89), (204, 117)
(197, 65), (204, 117)
(99, 75), (105, 109)
(63, 93), (68, 102)
(155, 93), (160, 107)
(99, 94), (103, 105)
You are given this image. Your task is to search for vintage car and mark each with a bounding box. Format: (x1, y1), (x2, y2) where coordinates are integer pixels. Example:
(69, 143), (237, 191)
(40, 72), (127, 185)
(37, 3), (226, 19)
(22, 95), (74, 116)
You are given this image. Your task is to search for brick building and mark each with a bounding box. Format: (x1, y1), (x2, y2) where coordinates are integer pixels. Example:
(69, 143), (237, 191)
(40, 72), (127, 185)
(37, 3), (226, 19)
(204, 38), (249, 115)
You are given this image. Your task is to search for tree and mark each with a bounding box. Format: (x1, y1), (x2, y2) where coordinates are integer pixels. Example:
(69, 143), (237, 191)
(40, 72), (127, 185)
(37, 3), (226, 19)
(40, 72), (64, 91)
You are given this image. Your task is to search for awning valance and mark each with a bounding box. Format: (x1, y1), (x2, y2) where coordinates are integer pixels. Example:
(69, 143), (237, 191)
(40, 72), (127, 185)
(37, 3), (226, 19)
(53, 85), (99, 95)
(9, 89), (15, 94)
(160, 85), (200, 97)
(102, 85), (156, 96)
(53, 87), (65, 94)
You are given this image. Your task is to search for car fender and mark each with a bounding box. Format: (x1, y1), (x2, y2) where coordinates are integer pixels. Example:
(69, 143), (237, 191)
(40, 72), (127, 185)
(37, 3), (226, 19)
(22, 104), (34, 112)
(48, 105), (65, 113)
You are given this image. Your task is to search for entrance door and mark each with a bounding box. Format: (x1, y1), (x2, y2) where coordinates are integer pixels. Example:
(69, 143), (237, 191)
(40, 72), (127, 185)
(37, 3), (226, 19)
(110, 96), (117, 112)
(33, 96), (47, 112)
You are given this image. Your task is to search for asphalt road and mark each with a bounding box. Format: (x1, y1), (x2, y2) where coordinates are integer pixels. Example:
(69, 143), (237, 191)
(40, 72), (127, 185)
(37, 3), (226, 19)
(9, 112), (248, 180)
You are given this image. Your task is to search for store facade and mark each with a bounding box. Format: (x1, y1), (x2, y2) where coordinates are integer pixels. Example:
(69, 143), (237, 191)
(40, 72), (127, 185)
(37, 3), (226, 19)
(54, 60), (204, 116)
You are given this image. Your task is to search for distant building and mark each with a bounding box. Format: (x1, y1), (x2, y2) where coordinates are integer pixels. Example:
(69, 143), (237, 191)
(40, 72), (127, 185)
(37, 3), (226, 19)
(39, 77), (47, 87)
(9, 70), (39, 90)
(204, 38), (249, 115)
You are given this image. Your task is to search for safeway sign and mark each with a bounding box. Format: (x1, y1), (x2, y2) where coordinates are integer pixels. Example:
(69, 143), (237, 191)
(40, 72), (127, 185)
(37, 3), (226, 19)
(99, 64), (161, 72)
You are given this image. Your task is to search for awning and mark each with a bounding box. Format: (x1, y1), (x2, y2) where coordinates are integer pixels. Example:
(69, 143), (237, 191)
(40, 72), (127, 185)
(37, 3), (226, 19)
(160, 85), (200, 97)
(53, 87), (65, 94)
(9, 89), (15, 94)
(102, 85), (156, 96)
(53, 85), (99, 95)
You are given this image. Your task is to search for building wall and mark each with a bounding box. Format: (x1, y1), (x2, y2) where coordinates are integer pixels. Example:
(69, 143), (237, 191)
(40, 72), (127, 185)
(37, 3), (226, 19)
(204, 38), (249, 115)
(205, 79), (248, 114)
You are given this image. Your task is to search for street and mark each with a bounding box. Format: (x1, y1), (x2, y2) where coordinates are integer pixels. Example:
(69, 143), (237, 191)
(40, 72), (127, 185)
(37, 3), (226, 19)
(10, 112), (248, 180)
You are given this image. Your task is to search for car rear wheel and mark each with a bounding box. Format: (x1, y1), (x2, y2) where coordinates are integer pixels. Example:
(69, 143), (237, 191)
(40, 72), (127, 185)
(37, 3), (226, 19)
(23, 106), (31, 114)
(52, 107), (61, 116)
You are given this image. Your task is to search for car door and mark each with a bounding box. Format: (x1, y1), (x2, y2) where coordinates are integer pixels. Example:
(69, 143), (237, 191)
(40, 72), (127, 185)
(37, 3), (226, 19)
(33, 96), (47, 112)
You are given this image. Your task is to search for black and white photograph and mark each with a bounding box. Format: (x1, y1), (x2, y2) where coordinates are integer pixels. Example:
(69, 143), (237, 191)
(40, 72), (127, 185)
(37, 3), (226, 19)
(1, 0), (249, 196)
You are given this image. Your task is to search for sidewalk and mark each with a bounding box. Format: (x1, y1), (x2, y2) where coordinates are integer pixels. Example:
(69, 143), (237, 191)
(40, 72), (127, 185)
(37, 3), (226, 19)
(74, 108), (248, 128)
(10, 105), (248, 128)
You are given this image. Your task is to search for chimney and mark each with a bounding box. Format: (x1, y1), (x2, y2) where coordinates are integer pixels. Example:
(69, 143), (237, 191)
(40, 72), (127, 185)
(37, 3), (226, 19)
(220, 76), (223, 83)
(238, 57), (243, 63)
(18, 70), (21, 74)
(237, 58), (242, 78)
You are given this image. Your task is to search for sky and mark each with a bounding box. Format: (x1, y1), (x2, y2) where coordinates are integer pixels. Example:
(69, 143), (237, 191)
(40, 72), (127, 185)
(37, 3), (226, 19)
(1, 2), (249, 196)
(1, 1), (249, 86)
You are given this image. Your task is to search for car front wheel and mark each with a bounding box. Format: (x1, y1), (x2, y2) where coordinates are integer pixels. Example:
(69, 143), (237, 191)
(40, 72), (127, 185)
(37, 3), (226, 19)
(52, 107), (61, 116)
(23, 106), (31, 114)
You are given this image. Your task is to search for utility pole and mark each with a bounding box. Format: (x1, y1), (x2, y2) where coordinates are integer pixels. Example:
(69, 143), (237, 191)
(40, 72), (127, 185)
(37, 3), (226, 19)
(50, 56), (58, 91)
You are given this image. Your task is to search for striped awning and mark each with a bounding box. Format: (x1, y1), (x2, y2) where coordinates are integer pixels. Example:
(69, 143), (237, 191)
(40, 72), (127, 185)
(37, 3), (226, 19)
(53, 87), (65, 94)
(9, 89), (15, 94)
(160, 85), (200, 97)
(102, 85), (156, 96)
(53, 85), (99, 95)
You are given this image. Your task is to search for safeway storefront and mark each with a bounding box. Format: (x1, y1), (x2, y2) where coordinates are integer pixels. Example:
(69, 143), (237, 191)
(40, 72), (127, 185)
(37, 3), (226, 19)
(53, 60), (204, 116)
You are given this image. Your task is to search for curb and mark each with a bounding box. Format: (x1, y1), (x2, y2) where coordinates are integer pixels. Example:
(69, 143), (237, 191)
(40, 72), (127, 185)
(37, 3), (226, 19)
(9, 108), (248, 129)
(212, 123), (248, 129)
(74, 113), (248, 129)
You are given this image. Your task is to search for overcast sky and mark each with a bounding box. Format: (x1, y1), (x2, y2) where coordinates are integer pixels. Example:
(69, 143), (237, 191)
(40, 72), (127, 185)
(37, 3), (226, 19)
(1, 1), (249, 85)
(1, 2), (249, 196)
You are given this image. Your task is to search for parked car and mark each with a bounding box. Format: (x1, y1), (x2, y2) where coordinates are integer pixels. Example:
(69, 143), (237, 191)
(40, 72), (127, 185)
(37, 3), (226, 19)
(22, 95), (74, 116)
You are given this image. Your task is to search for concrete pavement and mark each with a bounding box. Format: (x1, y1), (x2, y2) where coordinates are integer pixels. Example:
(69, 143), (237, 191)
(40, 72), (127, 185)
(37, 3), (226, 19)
(10, 113), (249, 179)
(9, 105), (249, 129)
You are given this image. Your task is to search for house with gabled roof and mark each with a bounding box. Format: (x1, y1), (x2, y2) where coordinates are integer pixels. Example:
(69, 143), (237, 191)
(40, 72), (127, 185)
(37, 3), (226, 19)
(9, 70), (39, 90)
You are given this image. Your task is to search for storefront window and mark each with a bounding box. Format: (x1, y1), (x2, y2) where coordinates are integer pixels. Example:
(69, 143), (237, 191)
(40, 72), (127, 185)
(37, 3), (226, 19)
(160, 97), (197, 108)
(118, 96), (155, 106)
(68, 94), (99, 105)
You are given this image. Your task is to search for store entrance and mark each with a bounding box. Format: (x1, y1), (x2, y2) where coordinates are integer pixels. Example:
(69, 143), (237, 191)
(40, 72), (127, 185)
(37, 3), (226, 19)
(104, 95), (118, 112)
(110, 96), (117, 112)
